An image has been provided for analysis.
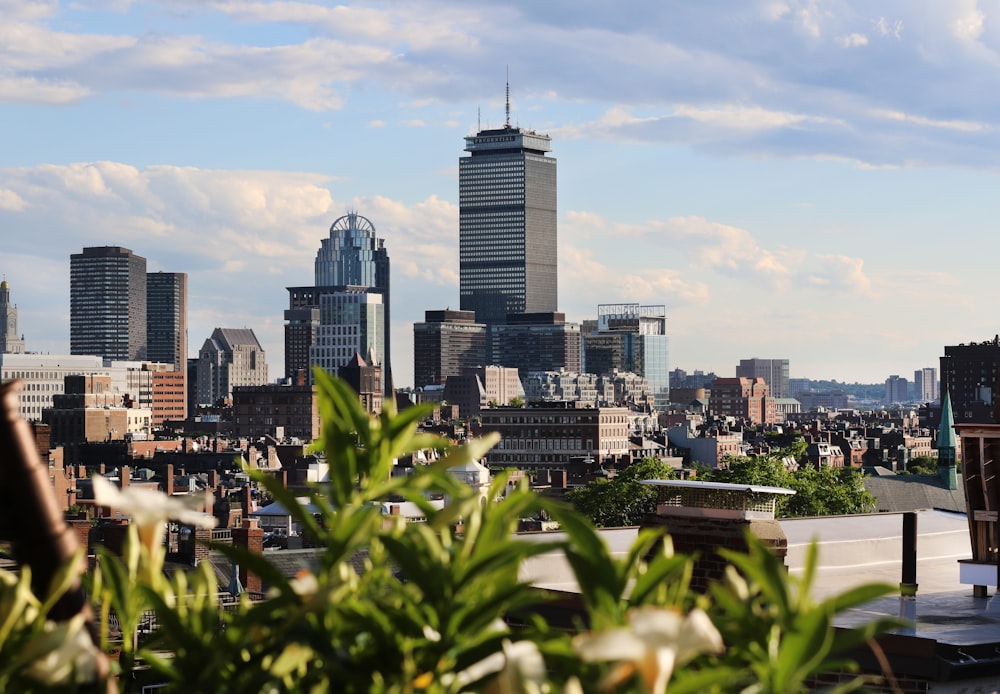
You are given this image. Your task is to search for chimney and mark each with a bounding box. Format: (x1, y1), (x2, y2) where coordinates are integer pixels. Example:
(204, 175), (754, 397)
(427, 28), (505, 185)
(166, 464), (174, 496)
(241, 485), (252, 516)
(640, 480), (794, 592)
(232, 518), (264, 593)
(120, 465), (130, 490)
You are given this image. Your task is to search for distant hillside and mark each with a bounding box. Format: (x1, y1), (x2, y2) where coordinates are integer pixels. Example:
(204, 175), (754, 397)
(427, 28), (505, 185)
(797, 380), (884, 401)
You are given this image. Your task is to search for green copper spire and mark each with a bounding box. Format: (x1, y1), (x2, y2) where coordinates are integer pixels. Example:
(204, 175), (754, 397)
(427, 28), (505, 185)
(937, 389), (958, 491)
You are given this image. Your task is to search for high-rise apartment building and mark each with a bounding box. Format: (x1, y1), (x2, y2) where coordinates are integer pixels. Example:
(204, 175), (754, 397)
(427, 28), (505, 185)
(412, 309), (487, 389)
(582, 304), (669, 408)
(884, 375), (910, 405)
(0, 279), (25, 354)
(147, 272), (188, 415)
(459, 113), (557, 325)
(70, 246), (147, 361)
(913, 367), (939, 403)
(736, 358), (790, 399)
(285, 212), (391, 387)
(940, 338), (1000, 423)
(146, 272), (187, 372)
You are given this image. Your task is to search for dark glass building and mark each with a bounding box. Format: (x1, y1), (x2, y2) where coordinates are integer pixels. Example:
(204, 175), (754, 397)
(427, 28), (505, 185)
(489, 312), (581, 375)
(70, 246), (147, 361)
(459, 125), (557, 326)
(146, 272), (188, 372)
(412, 309), (487, 389)
(940, 337), (1000, 423)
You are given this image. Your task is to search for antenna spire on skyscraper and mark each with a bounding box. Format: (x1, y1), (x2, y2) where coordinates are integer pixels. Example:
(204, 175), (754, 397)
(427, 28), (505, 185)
(505, 65), (510, 129)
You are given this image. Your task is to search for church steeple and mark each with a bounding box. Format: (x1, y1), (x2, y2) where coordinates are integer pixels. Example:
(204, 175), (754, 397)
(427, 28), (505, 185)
(0, 278), (25, 355)
(937, 389), (958, 491)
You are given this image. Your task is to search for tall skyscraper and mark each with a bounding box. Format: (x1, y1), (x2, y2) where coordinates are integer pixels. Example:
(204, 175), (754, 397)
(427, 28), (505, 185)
(0, 279), (25, 354)
(459, 95), (557, 326)
(285, 212), (391, 388)
(913, 367), (939, 403)
(146, 272), (187, 371)
(70, 246), (147, 361)
(736, 358), (790, 399)
(583, 304), (669, 408)
(147, 272), (188, 418)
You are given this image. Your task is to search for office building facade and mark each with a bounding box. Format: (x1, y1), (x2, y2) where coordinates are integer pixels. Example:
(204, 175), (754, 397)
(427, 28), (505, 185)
(459, 125), (557, 325)
(736, 358), (790, 399)
(583, 304), (669, 408)
(412, 309), (487, 389)
(147, 271), (188, 415)
(146, 272), (187, 372)
(70, 246), (147, 361)
(0, 280), (25, 354)
(309, 288), (384, 378)
(490, 312), (581, 375)
(482, 403), (631, 470)
(196, 328), (268, 406)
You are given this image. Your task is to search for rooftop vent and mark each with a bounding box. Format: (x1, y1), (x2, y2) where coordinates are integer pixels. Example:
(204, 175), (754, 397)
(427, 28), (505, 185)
(640, 479), (795, 520)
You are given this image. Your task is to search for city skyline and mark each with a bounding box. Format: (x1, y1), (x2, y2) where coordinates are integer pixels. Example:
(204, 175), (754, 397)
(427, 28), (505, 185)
(3, 2), (998, 387)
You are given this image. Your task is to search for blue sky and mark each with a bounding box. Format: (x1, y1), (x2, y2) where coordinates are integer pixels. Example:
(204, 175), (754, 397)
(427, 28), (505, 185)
(3, 0), (999, 388)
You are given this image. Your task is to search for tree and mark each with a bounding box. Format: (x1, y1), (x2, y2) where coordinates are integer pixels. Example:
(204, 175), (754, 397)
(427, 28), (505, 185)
(783, 465), (876, 517)
(566, 458), (677, 527)
(508, 396), (525, 407)
(705, 447), (875, 518)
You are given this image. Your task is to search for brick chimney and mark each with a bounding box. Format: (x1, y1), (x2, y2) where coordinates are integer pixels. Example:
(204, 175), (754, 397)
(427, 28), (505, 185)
(232, 518), (264, 593)
(120, 465), (130, 491)
(166, 464), (174, 496)
(640, 480), (795, 592)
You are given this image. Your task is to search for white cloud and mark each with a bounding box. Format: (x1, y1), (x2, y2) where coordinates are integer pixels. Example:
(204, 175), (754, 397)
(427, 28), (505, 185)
(872, 17), (904, 39)
(838, 32), (869, 47)
(672, 104), (814, 130)
(0, 75), (91, 104)
(0, 161), (467, 387)
(872, 109), (987, 133)
(953, 8), (985, 41)
(568, 212), (873, 297)
(0, 189), (28, 211)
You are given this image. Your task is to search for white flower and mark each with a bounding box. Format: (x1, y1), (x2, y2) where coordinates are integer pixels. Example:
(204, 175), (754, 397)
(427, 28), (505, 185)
(92, 475), (216, 552)
(450, 639), (548, 693)
(21, 615), (100, 686)
(573, 606), (724, 694)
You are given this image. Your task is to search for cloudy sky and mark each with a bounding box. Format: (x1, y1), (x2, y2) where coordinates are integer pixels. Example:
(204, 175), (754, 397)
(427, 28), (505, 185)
(3, 0), (999, 387)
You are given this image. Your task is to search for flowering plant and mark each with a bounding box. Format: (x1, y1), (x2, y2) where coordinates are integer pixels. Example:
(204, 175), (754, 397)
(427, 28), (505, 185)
(1, 370), (900, 693)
